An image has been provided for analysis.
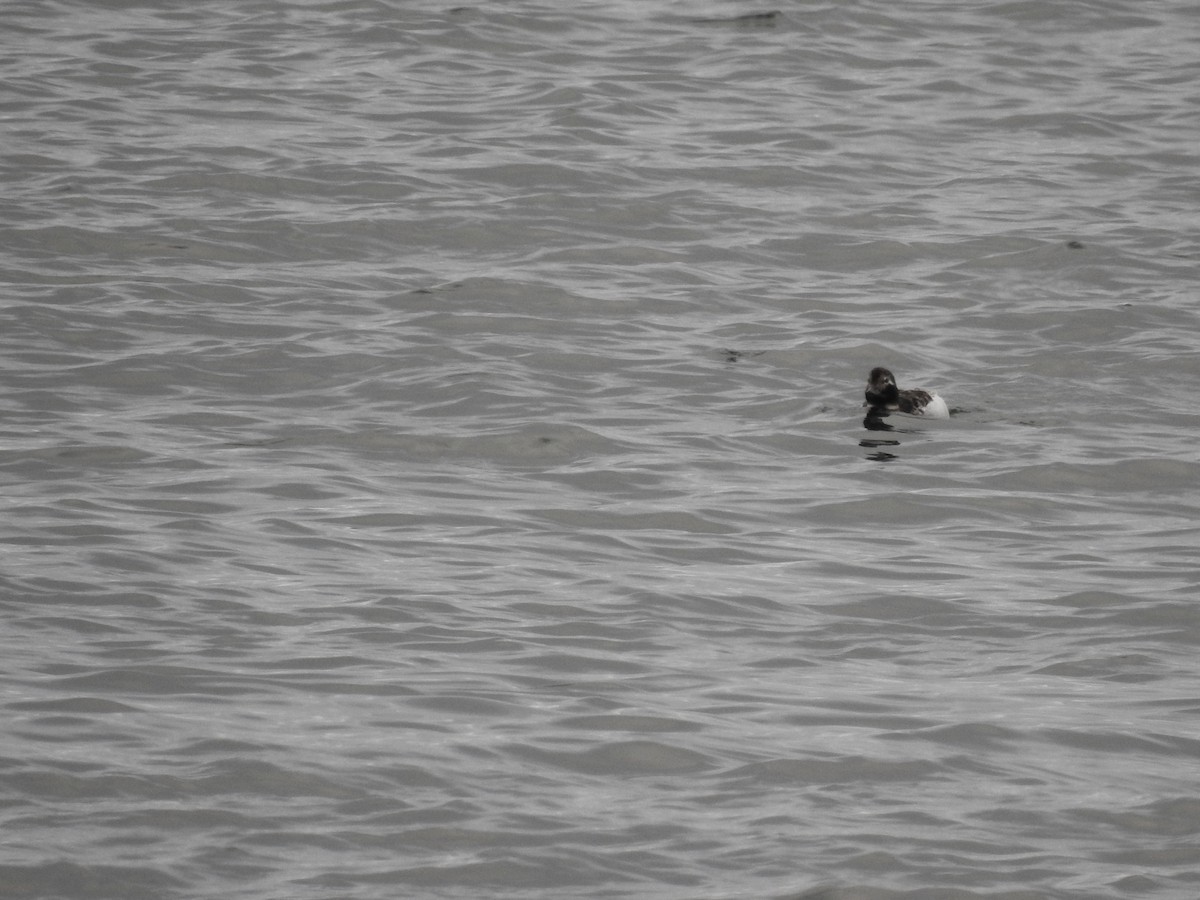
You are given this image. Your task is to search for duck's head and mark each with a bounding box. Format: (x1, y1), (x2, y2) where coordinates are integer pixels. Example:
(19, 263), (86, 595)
(865, 367), (899, 406)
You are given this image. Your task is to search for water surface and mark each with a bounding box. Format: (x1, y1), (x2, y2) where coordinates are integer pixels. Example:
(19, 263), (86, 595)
(3, 2), (1199, 898)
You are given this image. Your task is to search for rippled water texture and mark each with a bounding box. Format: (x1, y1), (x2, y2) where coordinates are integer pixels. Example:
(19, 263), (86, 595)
(3, 1), (1200, 898)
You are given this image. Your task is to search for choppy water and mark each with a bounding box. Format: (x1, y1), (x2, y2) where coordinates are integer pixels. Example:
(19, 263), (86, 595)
(3, 1), (1200, 898)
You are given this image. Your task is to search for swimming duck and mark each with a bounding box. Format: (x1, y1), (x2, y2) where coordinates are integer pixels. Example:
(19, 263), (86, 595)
(864, 367), (948, 418)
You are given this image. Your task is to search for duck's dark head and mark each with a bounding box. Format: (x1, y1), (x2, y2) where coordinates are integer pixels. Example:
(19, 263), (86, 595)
(865, 367), (899, 406)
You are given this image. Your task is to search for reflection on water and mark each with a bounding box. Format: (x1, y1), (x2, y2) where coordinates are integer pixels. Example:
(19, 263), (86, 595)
(862, 408), (895, 432)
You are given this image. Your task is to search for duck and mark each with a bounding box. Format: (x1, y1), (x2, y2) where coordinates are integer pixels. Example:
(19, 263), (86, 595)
(864, 367), (949, 418)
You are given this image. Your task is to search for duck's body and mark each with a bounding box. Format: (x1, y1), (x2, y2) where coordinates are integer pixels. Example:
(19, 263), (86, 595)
(864, 367), (948, 418)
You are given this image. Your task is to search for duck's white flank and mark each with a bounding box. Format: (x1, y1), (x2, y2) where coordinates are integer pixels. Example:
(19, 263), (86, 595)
(918, 393), (949, 418)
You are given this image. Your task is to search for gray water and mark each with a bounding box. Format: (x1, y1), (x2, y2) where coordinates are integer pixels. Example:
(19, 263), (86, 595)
(3, 1), (1199, 898)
